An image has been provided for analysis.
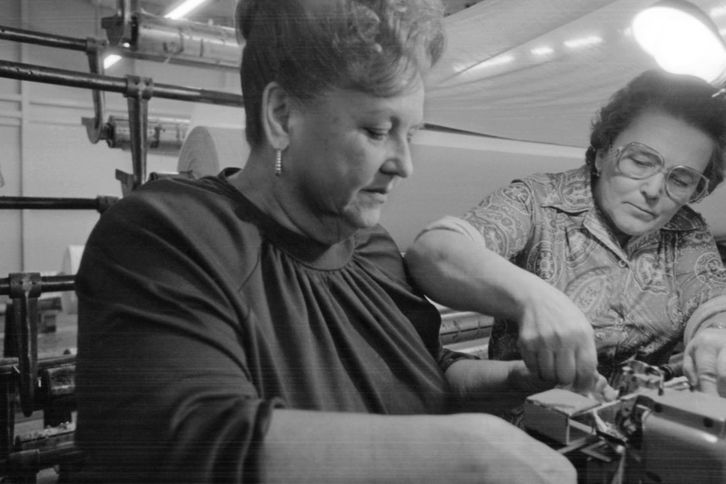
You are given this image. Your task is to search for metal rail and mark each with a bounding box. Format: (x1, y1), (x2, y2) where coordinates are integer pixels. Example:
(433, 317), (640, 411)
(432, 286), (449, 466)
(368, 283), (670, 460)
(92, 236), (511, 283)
(0, 60), (243, 107)
(0, 25), (90, 53)
(0, 196), (118, 213)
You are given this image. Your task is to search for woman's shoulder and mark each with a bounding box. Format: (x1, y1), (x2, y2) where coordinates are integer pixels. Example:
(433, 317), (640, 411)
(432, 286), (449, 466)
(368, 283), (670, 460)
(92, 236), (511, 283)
(107, 175), (251, 223)
(514, 165), (592, 212)
(353, 224), (408, 280)
(91, 175), (265, 275)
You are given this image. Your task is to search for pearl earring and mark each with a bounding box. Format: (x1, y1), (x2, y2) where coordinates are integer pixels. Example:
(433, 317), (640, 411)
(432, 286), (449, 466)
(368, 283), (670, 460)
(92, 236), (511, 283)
(275, 149), (282, 177)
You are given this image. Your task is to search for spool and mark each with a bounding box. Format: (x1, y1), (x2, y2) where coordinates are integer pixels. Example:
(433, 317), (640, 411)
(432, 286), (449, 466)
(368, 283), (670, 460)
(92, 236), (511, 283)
(60, 245), (84, 315)
(177, 126), (248, 178)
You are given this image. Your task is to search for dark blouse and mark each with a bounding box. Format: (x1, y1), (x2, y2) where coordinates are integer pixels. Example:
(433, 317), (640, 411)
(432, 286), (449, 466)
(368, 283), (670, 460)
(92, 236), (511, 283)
(74, 169), (455, 483)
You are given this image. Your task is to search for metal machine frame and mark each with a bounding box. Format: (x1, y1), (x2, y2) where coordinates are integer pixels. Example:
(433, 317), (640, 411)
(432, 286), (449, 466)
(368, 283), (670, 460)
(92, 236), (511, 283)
(0, 3), (244, 481)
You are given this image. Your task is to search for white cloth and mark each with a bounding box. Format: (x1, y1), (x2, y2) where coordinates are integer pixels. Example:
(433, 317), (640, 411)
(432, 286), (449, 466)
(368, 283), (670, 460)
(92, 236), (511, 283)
(60, 245), (84, 314)
(177, 126), (248, 178)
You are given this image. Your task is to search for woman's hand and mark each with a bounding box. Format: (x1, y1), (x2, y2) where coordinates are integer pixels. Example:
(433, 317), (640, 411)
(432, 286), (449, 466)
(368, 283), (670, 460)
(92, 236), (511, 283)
(556, 372), (618, 402)
(516, 279), (599, 395)
(684, 326), (726, 397)
(507, 360), (555, 394)
(509, 360), (617, 402)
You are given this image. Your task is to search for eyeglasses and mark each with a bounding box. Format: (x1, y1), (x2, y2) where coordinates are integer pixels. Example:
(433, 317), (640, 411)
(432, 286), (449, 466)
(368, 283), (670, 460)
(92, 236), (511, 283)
(611, 142), (710, 203)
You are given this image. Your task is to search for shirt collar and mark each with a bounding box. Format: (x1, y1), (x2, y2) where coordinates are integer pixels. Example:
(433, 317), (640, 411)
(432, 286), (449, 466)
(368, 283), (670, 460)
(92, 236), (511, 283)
(538, 165), (707, 232)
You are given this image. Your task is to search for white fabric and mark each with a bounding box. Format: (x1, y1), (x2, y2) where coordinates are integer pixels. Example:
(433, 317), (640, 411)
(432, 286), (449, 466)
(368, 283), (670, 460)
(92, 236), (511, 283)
(60, 245), (84, 314)
(177, 126), (248, 178)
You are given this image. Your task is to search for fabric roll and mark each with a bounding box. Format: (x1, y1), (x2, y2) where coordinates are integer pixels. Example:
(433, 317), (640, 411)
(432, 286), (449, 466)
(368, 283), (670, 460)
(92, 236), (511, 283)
(60, 245), (84, 314)
(177, 126), (248, 178)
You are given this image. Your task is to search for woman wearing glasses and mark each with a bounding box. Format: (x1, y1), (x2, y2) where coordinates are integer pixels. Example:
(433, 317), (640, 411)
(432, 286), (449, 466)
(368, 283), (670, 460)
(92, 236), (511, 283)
(406, 69), (726, 398)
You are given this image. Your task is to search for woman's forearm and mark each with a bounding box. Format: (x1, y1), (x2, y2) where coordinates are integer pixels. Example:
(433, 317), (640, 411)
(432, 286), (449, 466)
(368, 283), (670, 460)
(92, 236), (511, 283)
(258, 408), (575, 483)
(407, 228), (600, 393)
(444, 358), (553, 412)
(405, 229), (544, 320)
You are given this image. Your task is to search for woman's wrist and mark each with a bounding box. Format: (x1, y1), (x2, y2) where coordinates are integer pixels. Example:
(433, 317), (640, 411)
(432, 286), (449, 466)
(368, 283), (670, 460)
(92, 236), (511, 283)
(507, 361), (552, 393)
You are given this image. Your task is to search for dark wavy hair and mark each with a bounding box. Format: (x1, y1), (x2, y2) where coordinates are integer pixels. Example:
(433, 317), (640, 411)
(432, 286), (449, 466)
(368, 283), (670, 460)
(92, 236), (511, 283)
(587, 69), (726, 197)
(235, 0), (446, 148)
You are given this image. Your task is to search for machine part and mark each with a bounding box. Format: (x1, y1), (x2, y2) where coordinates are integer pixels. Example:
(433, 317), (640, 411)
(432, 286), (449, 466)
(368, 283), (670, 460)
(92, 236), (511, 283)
(8, 273), (41, 418)
(522, 388), (600, 445)
(0, 274), (80, 481)
(102, 10), (240, 70)
(104, 115), (189, 153)
(1, 275), (75, 417)
(523, 361), (726, 483)
(611, 359), (666, 396)
(0, 59), (241, 193)
(83, 36), (110, 145)
(122, 74), (153, 191)
(630, 390), (726, 484)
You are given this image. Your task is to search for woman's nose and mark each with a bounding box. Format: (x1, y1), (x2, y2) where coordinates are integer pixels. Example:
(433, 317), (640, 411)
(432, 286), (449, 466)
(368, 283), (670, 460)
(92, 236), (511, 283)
(640, 172), (667, 199)
(382, 138), (414, 178)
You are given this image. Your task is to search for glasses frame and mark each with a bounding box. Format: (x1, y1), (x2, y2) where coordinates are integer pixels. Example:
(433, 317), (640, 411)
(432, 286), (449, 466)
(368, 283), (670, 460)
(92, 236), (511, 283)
(611, 141), (710, 204)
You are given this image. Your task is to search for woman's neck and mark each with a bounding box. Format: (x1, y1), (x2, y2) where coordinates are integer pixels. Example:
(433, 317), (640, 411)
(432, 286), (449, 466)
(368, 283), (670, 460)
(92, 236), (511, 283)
(227, 163), (354, 245)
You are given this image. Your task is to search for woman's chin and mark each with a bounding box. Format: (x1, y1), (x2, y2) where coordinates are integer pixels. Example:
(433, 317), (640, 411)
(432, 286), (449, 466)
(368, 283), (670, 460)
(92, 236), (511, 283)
(343, 204), (383, 230)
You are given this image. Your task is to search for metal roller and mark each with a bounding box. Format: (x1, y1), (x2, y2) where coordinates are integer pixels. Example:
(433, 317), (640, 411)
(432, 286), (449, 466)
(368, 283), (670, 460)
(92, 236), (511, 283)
(105, 115), (189, 153)
(102, 11), (241, 70)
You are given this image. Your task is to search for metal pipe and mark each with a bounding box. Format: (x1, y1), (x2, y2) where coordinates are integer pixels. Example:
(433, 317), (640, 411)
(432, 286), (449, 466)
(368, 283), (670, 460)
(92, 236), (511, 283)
(0, 196), (118, 212)
(0, 274), (75, 297)
(0, 60), (243, 107)
(0, 25), (91, 52)
(126, 83), (150, 188)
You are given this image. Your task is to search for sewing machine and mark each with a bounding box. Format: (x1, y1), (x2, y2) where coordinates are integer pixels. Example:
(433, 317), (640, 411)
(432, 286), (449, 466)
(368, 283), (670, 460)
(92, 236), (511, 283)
(523, 360), (726, 483)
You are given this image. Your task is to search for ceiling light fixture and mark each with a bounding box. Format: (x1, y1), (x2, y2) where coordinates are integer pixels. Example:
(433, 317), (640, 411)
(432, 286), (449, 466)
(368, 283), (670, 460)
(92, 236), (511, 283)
(165, 0), (210, 20)
(563, 35), (603, 50)
(531, 46), (554, 57)
(632, 0), (726, 84)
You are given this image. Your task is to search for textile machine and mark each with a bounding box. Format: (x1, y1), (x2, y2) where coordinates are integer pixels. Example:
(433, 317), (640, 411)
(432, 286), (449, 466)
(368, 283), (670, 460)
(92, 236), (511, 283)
(523, 360), (726, 483)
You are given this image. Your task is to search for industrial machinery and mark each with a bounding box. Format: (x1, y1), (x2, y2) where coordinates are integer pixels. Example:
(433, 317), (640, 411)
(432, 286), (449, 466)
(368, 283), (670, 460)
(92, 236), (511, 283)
(523, 360), (726, 483)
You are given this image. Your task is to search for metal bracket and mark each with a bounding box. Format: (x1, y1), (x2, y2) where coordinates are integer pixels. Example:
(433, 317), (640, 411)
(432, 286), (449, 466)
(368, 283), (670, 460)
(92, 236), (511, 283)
(81, 37), (111, 145)
(8, 273), (41, 418)
(115, 74), (154, 195)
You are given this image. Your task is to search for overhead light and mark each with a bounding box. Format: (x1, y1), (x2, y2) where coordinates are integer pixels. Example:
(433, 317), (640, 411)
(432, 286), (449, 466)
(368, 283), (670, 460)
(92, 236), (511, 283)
(563, 35), (603, 50)
(632, 0), (726, 84)
(165, 0), (210, 20)
(103, 54), (123, 69)
(470, 54), (515, 74)
(531, 46), (554, 57)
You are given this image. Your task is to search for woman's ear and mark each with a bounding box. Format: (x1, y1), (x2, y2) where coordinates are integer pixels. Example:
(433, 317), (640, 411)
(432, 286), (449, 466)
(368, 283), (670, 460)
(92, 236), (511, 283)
(261, 82), (291, 150)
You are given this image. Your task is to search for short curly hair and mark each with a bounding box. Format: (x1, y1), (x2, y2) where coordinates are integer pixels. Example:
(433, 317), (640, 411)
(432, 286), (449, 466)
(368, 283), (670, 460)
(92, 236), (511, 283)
(235, 0), (446, 148)
(587, 69), (726, 197)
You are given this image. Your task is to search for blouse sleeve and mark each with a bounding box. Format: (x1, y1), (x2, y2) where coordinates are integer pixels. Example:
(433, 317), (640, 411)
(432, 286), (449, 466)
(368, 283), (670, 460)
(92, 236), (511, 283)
(460, 181), (535, 260)
(674, 228), (726, 343)
(415, 182), (535, 261)
(74, 187), (280, 483)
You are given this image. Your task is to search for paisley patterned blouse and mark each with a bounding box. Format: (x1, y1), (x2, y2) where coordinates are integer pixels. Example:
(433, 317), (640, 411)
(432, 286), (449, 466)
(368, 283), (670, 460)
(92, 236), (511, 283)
(429, 165), (726, 377)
